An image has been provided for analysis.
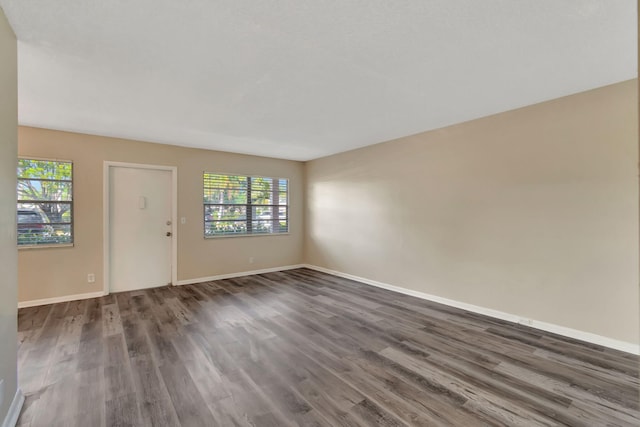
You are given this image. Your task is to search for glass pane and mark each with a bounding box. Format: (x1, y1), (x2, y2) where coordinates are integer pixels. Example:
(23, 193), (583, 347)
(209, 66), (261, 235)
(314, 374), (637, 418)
(204, 174), (247, 189)
(279, 179), (288, 205)
(205, 205), (246, 221)
(278, 206), (288, 219)
(204, 188), (247, 204)
(203, 173), (288, 237)
(18, 223), (71, 246)
(18, 203), (72, 224)
(18, 179), (72, 202)
(252, 206), (273, 218)
(17, 159), (73, 246)
(252, 219), (273, 233)
(205, 221), (247, 236)
(250, 177), (274, 205)
(18, 159), (72, 181)
(251, 207), (288, 233)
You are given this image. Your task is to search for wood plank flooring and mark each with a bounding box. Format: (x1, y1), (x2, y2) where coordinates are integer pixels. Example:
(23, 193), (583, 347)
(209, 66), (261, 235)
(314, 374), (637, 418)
(16, 268), (640, 426)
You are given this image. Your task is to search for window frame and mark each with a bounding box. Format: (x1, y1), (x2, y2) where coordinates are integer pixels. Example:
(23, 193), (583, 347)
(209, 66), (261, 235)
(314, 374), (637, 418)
(203, 172), (290, 238)
(17, 157), (74, 249)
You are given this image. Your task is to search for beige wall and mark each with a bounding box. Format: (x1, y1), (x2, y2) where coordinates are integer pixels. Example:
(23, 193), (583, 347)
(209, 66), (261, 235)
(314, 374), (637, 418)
(305, 80), (639, 345)
(18, 127), (304, 301)
(16, 80), (640, 346)
(0, 6), (18, 422)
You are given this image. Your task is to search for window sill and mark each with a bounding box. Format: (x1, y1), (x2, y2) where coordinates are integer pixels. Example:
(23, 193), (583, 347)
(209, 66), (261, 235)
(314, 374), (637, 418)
(204, 233), (290, 239)
(18, 243), (74, 250)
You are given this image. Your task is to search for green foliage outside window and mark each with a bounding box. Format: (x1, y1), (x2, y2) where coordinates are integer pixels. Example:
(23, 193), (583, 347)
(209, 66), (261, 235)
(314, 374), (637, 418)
(17, 159), (73, 246)
(203, 173), (288, 236)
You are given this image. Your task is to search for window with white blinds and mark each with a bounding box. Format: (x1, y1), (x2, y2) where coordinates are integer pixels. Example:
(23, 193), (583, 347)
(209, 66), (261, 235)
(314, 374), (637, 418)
(17, 158), (73, 247)
(203, 173), (289, 237)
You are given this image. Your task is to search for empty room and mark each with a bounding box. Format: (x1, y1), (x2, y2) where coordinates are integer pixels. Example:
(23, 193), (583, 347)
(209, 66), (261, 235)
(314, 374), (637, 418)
(0, 1), (638, 426)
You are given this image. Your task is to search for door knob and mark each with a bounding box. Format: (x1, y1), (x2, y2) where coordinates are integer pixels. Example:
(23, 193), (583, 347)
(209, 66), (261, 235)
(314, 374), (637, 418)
(166, 232), (172, 237)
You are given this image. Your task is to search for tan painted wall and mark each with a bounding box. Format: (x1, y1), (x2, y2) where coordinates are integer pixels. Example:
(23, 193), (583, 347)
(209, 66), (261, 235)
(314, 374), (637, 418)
(0, 6), (18, 421)
(18, 127), (304, 302)
(305, 80), (639, 345)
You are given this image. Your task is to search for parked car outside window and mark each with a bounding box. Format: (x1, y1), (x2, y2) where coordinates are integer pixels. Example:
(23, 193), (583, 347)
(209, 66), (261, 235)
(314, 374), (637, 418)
(17, 209), (52, 235)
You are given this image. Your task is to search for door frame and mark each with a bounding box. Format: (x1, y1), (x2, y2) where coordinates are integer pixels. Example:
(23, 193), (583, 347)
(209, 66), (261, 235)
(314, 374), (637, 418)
(103, 161), (178, 295)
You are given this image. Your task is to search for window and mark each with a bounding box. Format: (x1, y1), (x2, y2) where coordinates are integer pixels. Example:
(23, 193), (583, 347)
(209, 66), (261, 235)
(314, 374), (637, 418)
(204, 173), (288, 237)
(17, 159), (73, 246)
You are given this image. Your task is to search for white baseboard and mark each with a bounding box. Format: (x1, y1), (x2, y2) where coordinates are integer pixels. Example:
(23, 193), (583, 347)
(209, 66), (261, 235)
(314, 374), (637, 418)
(17, 264), (305, 306)
(176, 264), (307, 286)
(2, 388), (24, 427)
(18, 291), (105, 308)
(303, 264), (640, 355)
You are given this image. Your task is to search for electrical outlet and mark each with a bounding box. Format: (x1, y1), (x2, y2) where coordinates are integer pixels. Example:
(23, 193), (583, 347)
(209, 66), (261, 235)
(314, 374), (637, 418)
(87, 273), (96, 283)
(249, 257), (254, 264)
(181, 217), (186, 224)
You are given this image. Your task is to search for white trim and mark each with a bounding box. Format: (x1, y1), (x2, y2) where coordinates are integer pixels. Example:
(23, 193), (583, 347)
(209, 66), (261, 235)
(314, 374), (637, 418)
(204, 232), (291, 239)
(18, 291), (105, 308)
(176, 264), (306, 286)
(303, 264), (640, 355)
(18, 155), (73, 163)
(1, 388), (24, 427)
(103, 162), (178, 295)
(18, 243), (74, 251)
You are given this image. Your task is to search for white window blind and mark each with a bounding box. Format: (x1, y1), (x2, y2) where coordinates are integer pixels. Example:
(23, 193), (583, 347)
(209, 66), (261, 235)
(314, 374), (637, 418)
(203, 173), (288, 237)
(17, 158), (73, 246)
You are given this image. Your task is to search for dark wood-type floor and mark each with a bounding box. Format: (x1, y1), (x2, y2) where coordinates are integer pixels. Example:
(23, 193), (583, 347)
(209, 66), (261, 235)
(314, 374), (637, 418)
(16, 268), (640, 426)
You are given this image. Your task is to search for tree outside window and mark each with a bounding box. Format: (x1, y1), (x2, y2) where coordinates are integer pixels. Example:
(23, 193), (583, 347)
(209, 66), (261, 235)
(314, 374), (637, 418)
(203, 173), (288, 237)
(17, 159), (73, 246)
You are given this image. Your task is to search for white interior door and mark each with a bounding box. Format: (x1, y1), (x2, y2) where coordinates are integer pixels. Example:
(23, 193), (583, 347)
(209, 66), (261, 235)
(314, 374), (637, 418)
(109, 166), (173, 292)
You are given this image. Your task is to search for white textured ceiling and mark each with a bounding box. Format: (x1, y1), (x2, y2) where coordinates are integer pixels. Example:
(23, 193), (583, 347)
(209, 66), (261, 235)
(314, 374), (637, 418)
(0, 1), (636, 161)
